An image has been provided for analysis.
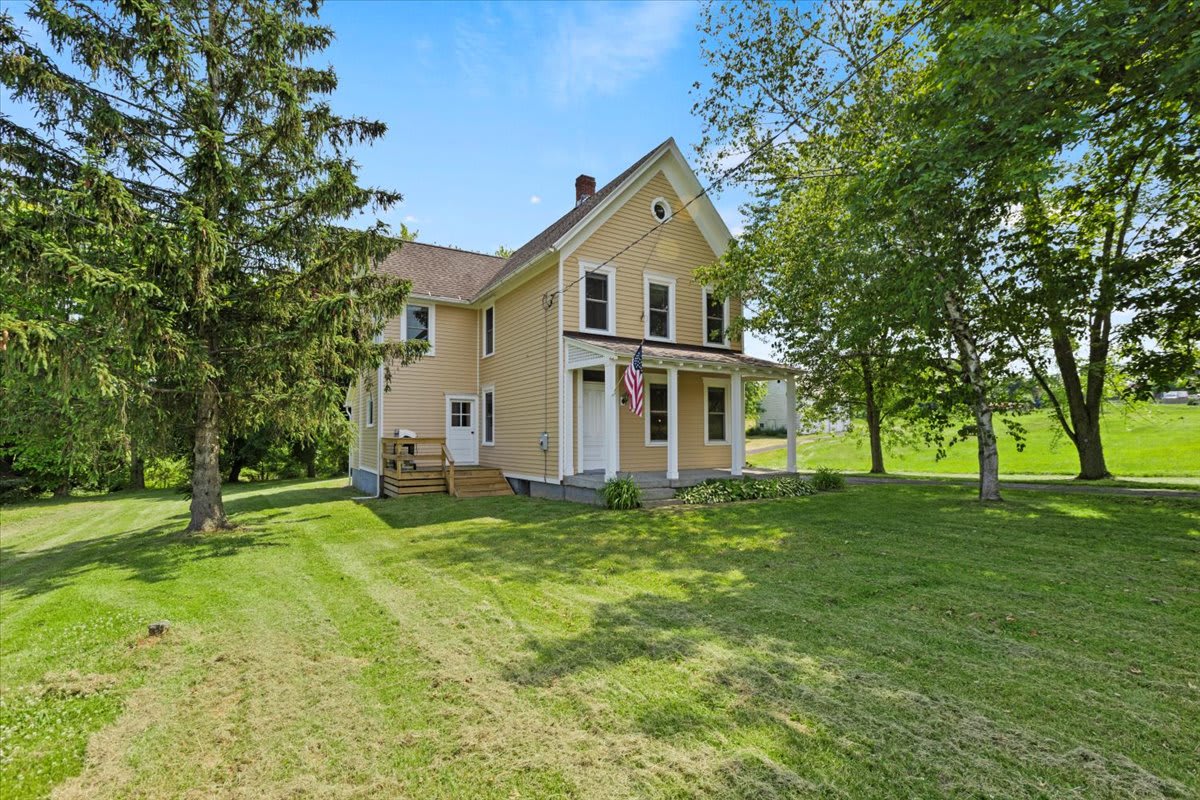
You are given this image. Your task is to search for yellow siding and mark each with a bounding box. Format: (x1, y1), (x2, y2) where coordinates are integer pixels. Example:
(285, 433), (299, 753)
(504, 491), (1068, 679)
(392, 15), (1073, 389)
(562, 170), (742, 350)
(354, 372), (379, 471)
(479, 262), (560, 480)
(610, 369), (731, 472)
(380, 303), (478, 438)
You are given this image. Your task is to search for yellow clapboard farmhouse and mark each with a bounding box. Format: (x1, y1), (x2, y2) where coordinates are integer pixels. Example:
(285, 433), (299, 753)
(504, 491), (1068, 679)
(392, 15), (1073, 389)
(347, 139), (798, 503)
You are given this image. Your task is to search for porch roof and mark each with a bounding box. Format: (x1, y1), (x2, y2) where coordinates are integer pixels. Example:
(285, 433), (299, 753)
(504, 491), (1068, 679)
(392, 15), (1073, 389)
(564, 332), (796, 379)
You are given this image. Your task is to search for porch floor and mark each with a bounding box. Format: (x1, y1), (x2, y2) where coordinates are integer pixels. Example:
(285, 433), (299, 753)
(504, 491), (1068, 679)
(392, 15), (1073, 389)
(563, 468), (790, 490)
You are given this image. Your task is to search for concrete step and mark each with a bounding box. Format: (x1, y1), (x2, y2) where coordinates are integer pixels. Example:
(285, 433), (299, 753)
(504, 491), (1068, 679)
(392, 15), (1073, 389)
(640, 487), (677, 501)
(643, 498), (683, 509)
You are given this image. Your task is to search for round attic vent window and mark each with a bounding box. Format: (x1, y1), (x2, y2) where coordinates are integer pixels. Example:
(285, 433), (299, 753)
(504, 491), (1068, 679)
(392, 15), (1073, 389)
(651, 197), (672, 222)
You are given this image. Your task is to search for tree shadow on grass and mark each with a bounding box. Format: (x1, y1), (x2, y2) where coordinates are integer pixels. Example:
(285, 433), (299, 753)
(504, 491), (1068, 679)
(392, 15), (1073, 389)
(0, 521), (283, 599)
(407, 487), (1199, 797)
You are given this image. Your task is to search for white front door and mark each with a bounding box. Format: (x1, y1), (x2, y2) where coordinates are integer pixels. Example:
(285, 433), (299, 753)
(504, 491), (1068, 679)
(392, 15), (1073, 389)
(580, 382), (605, 471)
(446, 397), (478, 465)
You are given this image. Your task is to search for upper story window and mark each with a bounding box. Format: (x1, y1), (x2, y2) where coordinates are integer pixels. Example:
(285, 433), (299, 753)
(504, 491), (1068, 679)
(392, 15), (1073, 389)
(483, 306), (495, 357)
(580, 262), (615, 334)
(703, 288), (729, 348)
(644, 273), (675, 342)
(403, 303), (435, 355)
(650, 197), (672, 223)
(366, 396), (375, 427)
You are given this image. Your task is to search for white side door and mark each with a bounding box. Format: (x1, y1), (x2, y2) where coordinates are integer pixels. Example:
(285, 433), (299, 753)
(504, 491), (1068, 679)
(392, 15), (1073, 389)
(445, 397), (478, 465)
(580, 382), (605, 471)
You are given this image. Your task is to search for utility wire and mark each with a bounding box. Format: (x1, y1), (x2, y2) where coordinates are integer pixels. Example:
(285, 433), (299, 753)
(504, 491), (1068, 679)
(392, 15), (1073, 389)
(542, 0), (946, 306)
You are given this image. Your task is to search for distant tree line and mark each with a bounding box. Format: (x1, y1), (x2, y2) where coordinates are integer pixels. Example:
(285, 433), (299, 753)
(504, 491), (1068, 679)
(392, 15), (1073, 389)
(695, 0), (1198, 500)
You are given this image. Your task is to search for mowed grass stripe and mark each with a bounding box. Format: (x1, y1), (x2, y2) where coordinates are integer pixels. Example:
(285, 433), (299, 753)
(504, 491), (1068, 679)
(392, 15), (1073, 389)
(1, 480), (1197, 798)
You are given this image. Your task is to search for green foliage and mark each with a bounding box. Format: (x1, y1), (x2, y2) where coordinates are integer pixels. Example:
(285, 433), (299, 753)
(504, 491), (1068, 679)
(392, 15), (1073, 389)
(601, 475), (642, 510)
(0, 1), (425, 527)
(810, 467), (845, 492)
(675, 476), (815, 505)
(743, 380), (768, 424)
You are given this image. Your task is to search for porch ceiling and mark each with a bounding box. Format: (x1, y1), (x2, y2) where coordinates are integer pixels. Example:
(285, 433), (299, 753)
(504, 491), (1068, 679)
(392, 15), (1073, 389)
(564, 332), (795, 379)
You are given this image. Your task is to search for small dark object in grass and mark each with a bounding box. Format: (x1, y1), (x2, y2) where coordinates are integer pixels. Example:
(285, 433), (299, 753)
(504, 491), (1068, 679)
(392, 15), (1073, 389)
(812, 467), (846, 491)
(148, 620), (171, 637)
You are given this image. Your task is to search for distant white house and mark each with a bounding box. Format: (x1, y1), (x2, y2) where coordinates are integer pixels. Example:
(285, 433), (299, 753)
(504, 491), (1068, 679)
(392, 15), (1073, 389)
(755, 379), (850, 435)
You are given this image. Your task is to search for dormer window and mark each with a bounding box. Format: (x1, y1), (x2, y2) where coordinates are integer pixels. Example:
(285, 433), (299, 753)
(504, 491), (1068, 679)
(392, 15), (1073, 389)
(580, 262), (615, 334)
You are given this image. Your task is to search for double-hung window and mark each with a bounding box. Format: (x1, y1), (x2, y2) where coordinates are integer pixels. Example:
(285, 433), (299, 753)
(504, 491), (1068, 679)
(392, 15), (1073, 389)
(644, 273), (675, 342)
(645, 379), (668, 445)
(580, 263), (615, 334)
(704, 380), (728, 444)
(482, 387), (495, 445)
(703, 288), (728, 347)
(403, 303), (435, 354)
(483, 306), (495, 357)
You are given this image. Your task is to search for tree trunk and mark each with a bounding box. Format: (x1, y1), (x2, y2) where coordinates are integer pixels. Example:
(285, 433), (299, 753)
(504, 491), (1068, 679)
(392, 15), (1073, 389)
(943, 290), (1002, 501)
(188, 380), (228, 531)
(227, 460), (244, 484)
(129, 439), (145, 491)
(305, 457), (316, 479)
(1074, 416), (1109, 480)
(1049, 326), (1112, 480)
(861, 357), (886, 474)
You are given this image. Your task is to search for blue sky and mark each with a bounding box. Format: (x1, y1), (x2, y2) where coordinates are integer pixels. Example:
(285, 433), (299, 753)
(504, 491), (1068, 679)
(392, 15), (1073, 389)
(318, 1), (748, 248)
(5, 0), (770, 354)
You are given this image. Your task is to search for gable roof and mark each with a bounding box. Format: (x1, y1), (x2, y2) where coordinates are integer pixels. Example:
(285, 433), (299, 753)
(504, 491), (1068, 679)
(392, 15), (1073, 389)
(374, 241), (505, 302)
(374, 137), (723, 304)
(475, 138), (672, 297)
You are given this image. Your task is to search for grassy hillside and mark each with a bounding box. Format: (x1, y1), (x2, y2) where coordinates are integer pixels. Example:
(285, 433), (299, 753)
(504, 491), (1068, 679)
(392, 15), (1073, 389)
(2, 480), (1198, 798)
(751, 404), (1200, 477)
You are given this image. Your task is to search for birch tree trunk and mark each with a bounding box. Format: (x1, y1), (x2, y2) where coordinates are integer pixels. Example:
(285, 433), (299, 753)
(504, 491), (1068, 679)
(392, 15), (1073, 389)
(944, 290), (1002, 501)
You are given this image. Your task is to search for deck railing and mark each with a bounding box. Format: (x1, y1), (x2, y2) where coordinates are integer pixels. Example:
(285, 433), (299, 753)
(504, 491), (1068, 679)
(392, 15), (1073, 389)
(381, 437), (455, 493)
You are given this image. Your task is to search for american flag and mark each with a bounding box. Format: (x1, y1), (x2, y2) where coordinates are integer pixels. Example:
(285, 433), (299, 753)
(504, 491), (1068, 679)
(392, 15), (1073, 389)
(623, 343), (644, 416)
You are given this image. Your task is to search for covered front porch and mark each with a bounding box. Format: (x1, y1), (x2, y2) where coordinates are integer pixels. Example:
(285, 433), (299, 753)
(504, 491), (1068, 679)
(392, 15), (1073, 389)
(561, 333), (798, 482)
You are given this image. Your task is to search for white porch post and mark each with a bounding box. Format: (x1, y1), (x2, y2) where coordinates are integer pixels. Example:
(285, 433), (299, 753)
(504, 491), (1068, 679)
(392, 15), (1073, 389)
(731, 370), (744, 476)
(666, 366), (679, 481)
(604, 358), (619, 480)
(563, 366), (575, 476)
(785, 375), (797, 473)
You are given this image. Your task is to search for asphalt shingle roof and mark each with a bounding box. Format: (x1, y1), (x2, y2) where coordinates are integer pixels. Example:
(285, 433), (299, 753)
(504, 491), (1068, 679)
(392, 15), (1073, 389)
(374, 139), (673, 303)
(564, 332), (794, 373)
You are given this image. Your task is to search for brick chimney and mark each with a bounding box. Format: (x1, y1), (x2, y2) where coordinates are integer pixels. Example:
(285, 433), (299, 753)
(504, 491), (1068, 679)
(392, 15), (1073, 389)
(575, 174), (596, 206)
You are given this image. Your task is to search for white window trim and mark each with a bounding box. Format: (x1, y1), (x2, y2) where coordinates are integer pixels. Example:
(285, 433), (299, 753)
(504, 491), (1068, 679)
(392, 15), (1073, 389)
(702, 377), (730, 445)
(702, 287), (730, 349)
(366, 394), (375, 428)
(643, 375), (669, 447)
(482, 305), (495, 358)
(650, 196), (673, 223)
(643, 271), (676, 343)
(401, 302), (436, 356)
(481, 385), (495, 446)
(578, 261), (616, 335)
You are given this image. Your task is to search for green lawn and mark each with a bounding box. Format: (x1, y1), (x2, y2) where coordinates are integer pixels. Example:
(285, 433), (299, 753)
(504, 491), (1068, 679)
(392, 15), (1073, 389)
(751, 404), (1200, 479)
(2, 480), (1198, 798)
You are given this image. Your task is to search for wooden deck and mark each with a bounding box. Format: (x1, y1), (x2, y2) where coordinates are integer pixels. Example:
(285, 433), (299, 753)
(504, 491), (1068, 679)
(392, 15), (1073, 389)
(381, 437), (512, 498)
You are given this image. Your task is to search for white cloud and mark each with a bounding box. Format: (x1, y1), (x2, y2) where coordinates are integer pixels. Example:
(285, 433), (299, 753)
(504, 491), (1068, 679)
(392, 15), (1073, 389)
(404, 215), (418, 223)
(529, 195), (541, 205)
(546, 2), (693, 105)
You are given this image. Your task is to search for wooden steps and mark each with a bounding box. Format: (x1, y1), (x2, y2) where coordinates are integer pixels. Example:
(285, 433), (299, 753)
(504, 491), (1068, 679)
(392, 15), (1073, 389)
(381, 465), (513, 499)
(452, 468), (514, 498)
(382, 470), (447, 497)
